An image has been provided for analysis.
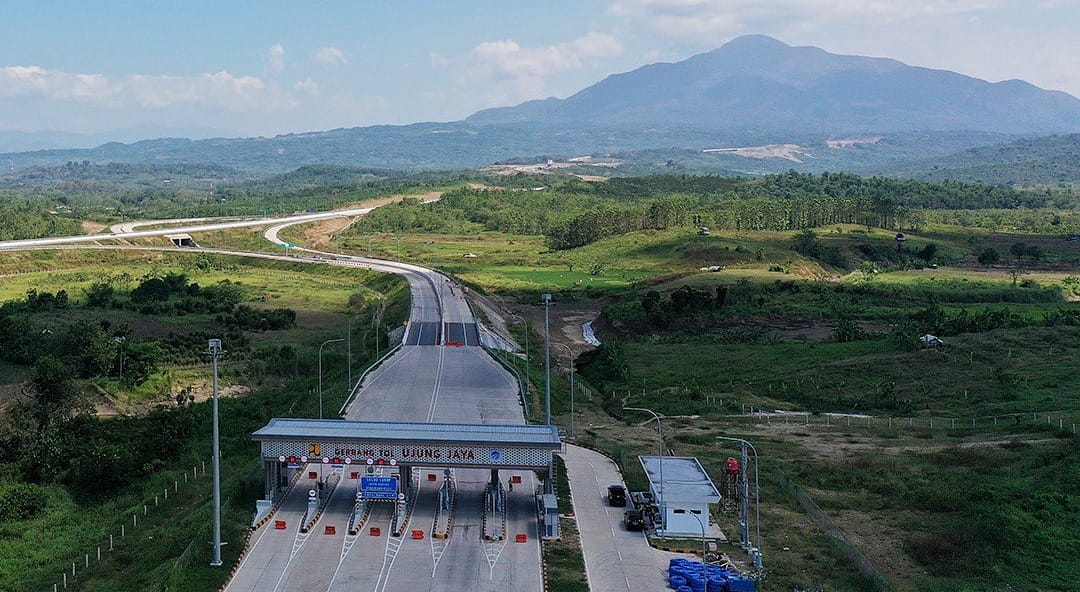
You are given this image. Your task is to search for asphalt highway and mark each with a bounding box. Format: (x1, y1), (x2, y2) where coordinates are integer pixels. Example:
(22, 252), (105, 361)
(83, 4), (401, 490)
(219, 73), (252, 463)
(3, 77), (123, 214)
(0, 207), (544, 592)
(239, 216), (542, 591)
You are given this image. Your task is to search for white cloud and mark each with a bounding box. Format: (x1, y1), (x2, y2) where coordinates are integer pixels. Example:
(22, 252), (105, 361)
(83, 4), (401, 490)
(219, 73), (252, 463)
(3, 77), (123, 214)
(430, 52), (449, 68)
(128, 71), (296, 111)
(294, 78), (320, 96)
(267, 43), (286, 74)
(469, 32), (623, 79)
(314, 47), (347, 65)
(463, 32), (624, 96)
(0, 66), (116, 102)
(0, 65), (300, 111)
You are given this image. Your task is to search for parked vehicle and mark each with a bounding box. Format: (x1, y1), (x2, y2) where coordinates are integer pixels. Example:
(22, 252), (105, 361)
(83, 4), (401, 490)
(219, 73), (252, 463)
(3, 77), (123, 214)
(624, 508), (645, 531)
(607, 484), (627, 507)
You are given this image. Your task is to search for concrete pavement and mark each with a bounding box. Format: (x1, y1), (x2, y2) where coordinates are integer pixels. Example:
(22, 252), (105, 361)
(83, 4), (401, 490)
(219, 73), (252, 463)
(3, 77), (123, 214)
(561, 444), (687, 592)
(226, 214), (542, 591)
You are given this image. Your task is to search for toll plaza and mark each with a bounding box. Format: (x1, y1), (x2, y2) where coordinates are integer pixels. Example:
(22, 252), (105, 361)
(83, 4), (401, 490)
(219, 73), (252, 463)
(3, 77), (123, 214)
(250, 418), (564, 538)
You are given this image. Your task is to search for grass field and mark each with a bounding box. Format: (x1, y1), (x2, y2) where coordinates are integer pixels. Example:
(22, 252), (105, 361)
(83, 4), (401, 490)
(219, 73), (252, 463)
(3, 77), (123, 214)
(566, 407), (1078, 592)
(589, 325), (1080, 417)
(0, 250), (412, 591)
(0, 250), (396, 313)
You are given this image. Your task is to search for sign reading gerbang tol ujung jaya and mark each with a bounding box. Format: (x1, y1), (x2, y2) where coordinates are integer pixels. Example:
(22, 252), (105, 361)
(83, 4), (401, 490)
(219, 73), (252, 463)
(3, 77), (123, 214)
(259, 441), (547, 468)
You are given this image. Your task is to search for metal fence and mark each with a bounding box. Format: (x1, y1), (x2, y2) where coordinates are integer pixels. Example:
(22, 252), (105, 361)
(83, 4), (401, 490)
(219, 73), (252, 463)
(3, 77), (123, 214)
(46, 461), (207, 591)
(772, 468), (891, 591)
(733, 407), (1079, 435)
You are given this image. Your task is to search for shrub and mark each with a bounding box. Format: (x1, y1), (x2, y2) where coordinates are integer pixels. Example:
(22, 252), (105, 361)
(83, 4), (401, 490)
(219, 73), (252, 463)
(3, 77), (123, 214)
(0, 483), (49, 522)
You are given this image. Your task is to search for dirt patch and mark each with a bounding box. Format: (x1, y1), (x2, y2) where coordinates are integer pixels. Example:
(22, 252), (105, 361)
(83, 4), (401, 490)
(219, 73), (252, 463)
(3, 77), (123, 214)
(703, 144), (811, 162)
(94, 380), (251, 417)
(82, 220), (109, 234)
(503, 300), (604, 363)
(296, 192), (444, 249)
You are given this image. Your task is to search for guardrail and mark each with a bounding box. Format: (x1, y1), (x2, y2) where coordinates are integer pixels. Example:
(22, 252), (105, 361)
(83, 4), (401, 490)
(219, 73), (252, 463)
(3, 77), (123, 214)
(484, 346), (530, 420)
(338, 343), (402, 416)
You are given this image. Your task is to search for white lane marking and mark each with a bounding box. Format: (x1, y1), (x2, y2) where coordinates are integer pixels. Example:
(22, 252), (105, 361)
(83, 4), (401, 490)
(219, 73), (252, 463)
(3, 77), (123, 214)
(483, 538), (508, 580)
(222, 520), (274, 592)
(224, 472), (313, 592)
(372, 510), (403, 592)
(271, 475), (343, 592)
(425, 344), (446, 422)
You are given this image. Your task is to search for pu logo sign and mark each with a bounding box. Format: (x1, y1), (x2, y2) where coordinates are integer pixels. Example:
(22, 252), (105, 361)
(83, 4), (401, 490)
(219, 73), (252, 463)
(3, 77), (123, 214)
(308, 443), (321, 456)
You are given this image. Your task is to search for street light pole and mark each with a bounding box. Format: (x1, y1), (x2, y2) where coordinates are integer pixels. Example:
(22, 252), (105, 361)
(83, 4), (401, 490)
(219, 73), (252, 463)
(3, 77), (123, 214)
(679, 507), (709, 581)
(541, 294), (553, 426)
(347, 315), (357, 392)
(206, 339), (226, 567)
(624, 406), (664, 533)
(506, 313), (528, 367)
(114, 336), (126, 380)
(554, 343), (576, 439)
(318, 338), (345, 420)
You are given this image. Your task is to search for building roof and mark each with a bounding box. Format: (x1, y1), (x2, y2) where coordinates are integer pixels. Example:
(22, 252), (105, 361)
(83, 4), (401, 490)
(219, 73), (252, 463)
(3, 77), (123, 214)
(639, 455), (721, 504)
(252, 418), (561, 449)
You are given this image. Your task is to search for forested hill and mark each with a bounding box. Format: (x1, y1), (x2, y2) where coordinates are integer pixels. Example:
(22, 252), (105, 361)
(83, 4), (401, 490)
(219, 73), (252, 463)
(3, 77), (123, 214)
(885, 134), (1080, 187)
(0, 162), (246, 190)
(350, 172), (1069, 250)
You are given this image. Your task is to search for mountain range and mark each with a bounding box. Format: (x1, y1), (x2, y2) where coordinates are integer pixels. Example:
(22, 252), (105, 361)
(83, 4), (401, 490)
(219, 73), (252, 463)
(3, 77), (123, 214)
(2, 35), (1078, 181)
(469, 35), (1080, 135)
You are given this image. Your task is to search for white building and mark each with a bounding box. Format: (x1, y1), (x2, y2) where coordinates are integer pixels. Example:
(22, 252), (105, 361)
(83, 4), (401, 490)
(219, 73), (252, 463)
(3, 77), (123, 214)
(639, 455), (721, 537)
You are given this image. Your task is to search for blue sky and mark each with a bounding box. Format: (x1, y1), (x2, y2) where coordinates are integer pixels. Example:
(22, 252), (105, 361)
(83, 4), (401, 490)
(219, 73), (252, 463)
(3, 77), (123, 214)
(2, 0), (1078, 137)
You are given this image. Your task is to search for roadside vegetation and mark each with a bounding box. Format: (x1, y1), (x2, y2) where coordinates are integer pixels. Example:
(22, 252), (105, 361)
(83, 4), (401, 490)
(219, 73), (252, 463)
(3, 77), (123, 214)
(542, 456), (589, 592)
(318, 171), (1078, 591)
(0, 250), (409, 590)
(2, 167), (1077, 591)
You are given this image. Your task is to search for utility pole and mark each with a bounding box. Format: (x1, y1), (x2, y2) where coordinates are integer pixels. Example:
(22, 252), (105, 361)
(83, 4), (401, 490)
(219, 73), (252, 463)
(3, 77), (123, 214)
(740, 441), (750, 548)
(541, 294), (552, 426)
(206, 339), (226, 567)
(554, 343), (576, 438)
(319, 338), (345, 420)
(624, 406), (664, 533)
(541, 293), (554, 496)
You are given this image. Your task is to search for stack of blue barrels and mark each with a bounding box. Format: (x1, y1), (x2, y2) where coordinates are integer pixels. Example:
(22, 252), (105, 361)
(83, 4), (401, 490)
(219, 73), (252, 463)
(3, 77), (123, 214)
(668, 558), (757, 592)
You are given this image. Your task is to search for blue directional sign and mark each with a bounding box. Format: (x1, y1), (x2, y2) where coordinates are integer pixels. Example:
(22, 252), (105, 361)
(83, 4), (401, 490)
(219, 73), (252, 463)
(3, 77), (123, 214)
(360, 476), (399, 500)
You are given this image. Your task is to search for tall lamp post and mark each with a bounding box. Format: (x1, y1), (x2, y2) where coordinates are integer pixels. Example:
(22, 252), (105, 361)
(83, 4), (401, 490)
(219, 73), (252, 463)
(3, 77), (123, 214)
(540, 294), (554, 496)
(347, 315), (359, 392)
(505, 313), (529, 366)
(541, 294), (553, 426)
(624, 406), (664, 534)
(114, 336), (126, 379)
(206, 339), (226, 567)
(318, 338), (345, 420)
(553, 343), (576, 439)
(715, 436), (760, 553)
(679, 507), (709, 581)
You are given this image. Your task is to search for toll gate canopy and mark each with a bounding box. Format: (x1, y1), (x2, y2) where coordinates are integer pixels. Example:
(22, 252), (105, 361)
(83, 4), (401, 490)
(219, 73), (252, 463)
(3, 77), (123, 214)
(252, 418), (562, 470)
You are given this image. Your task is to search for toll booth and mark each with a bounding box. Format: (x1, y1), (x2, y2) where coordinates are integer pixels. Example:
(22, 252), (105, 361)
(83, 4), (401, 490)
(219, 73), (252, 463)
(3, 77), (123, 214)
(541, 494), (560, 539)
(251, 418), (563, 516)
